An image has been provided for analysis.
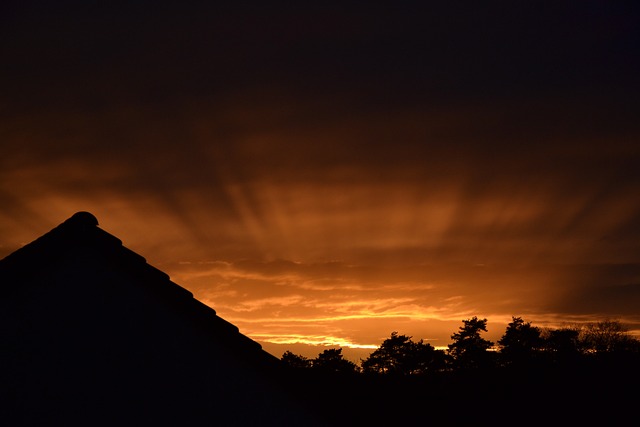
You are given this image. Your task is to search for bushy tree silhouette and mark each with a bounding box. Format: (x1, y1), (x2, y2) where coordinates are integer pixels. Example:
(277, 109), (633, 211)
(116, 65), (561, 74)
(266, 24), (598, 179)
(540, 326), (583, 365)
(361, 331), (448, 375)
(580, 320), (638, 354)
(281, 350), (312, 369)
(498, 316), (544, 366)
(312, 348), (359, 373)
(448, 317), (495, 369)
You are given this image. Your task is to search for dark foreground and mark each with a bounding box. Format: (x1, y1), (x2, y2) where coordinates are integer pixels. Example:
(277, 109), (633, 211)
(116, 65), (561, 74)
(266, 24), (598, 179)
(280, 360), (639, 426)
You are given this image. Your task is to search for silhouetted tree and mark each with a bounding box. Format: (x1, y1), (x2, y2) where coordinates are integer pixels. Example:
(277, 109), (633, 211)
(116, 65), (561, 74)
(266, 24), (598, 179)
(498, 316), (544, 366)
(448, 317), (495, 369)
(312, 348), (359, 373)
(580, 320), (638, 354)
(281, 350), (312, 369)
(411, 337), (450, 374)
(362, 331), (448, 375)
(541, 326), (583, 364)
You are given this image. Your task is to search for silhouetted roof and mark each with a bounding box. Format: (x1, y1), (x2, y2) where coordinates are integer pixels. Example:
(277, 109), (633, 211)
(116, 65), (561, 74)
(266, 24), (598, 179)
(1, 212), (319, 426)
(1, 211), (273, 360)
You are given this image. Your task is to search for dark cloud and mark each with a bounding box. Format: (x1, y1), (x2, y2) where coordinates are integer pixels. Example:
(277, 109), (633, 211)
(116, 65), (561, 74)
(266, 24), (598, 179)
(551, 264), (640, 315)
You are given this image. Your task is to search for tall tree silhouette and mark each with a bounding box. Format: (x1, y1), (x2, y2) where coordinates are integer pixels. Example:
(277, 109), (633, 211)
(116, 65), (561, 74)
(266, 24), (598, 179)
(498, 316), (544, 366)
(448, 317), (494, 369)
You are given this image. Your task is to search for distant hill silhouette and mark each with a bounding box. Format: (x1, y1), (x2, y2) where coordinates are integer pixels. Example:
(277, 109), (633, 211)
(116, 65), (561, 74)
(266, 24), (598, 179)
(1, 212), (322, 426)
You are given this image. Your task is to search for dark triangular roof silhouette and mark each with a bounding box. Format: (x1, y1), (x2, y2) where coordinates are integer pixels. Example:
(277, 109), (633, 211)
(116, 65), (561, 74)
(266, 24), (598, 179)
(1, 212), (322, 426)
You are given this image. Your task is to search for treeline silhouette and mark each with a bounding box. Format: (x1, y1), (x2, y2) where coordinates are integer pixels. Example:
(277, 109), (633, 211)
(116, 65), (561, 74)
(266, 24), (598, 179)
(278, 317), (640, 425)
(283, 317), (640, 373)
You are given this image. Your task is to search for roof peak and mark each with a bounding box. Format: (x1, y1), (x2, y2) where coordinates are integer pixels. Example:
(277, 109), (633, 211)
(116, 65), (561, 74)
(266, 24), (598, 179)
(65, 211), (99, 227)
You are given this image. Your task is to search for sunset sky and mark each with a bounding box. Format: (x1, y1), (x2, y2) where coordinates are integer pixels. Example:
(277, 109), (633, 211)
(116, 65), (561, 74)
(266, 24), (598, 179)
(2, 1), (639, 361)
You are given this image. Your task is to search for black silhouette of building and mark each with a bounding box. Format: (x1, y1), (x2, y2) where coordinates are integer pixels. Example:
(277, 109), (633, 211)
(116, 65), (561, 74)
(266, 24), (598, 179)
(1, 212), (320, 426)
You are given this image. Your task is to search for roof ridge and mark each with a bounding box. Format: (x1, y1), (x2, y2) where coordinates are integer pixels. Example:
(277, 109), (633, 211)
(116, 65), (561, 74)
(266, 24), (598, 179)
(0, 211), (121, 268)
(0, 211), (279, 364)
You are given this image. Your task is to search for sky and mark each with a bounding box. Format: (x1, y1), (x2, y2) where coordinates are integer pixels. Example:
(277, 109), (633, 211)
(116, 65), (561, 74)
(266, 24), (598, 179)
(2, 1), (640, 361)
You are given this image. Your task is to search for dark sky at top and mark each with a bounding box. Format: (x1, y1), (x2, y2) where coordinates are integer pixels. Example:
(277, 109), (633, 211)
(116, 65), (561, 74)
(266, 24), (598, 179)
(4, 2), (638, 110)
